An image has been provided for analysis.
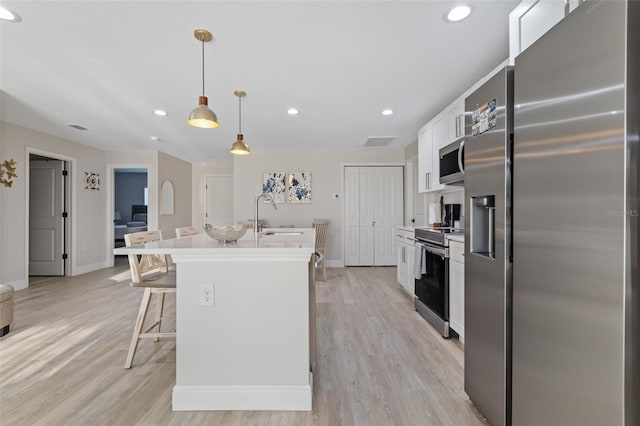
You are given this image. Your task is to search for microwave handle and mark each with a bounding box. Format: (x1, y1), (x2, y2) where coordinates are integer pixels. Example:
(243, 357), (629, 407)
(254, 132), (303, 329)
(458, 140), (465, 175)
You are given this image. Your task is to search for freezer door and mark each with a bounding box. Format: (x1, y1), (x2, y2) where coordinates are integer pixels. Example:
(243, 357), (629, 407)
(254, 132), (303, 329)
(463, 66), (513, 426)
(512, 2), (629, 425)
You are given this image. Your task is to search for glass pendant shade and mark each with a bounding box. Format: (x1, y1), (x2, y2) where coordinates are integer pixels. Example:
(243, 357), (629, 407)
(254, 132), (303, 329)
(230, 134), (250, 155)
(188, 96), (218, 128)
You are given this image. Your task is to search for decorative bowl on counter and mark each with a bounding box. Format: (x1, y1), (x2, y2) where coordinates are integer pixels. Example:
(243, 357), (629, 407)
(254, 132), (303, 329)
(203, 224), (248, 244)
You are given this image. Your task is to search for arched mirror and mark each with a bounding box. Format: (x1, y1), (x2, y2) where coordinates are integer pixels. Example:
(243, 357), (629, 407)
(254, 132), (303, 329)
(160, 180), (175, 215)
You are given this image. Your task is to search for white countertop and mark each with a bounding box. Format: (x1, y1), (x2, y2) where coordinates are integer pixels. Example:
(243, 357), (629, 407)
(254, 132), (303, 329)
(398, 226), (415, 232)
(113, 228), (315, 256)
(447, 233), (464, 243)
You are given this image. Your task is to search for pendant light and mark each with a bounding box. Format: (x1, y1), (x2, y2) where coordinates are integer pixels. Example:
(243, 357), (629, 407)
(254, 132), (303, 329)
(229, 90), (251, 155)
(188, 29), (219, 128)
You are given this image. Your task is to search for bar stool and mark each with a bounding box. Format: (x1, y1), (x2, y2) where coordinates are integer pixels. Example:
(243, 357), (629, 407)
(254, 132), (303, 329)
(312, 219), (329, 282)
(124, 230), (176, 369)
(176, 226), (199, 238)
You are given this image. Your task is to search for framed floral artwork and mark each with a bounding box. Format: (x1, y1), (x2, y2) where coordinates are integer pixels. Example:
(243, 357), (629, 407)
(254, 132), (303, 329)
(262, 172), (286, 203)
(287, 172), (311, 203)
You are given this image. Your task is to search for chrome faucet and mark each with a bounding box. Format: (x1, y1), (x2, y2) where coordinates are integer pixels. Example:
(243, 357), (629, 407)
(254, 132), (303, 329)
(254, 192), (277, 235)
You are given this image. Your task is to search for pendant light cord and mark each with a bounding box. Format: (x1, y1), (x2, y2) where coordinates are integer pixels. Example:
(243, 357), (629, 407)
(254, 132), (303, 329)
(201, 39), (205, 96)
(238, 95), (242, 133)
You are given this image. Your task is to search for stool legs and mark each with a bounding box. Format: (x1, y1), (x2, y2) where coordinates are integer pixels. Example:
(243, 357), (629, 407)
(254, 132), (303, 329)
(125, 288), (176, 369)
(125, 288), (152, 369)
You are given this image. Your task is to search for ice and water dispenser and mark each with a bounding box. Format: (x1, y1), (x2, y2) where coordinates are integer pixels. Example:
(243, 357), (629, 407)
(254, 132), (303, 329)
(470, 195), (495, 259)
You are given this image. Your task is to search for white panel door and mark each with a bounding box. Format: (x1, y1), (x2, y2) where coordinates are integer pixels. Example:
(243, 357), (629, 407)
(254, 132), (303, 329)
(205, 175), (233, 226)
(373, 166), (403, 265)
(29, 160), (64, 276)
(358, 167), (376, 266)
(344, 166), (404, 266)
(343, 167), (360, 266)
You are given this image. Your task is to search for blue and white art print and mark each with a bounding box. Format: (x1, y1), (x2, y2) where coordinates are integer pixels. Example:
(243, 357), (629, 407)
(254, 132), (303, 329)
(287, 172), (312, 204)
(262, 172), (286, 203)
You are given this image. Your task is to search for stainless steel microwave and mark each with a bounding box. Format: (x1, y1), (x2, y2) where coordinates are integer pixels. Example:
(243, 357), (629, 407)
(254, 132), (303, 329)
(439, 138), (465, 185)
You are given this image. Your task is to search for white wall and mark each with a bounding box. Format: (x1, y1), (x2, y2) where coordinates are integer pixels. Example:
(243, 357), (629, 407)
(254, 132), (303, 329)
(0, 122), (108, 289)
(157, 151), (192, 239)
(233, 147), (405, 264)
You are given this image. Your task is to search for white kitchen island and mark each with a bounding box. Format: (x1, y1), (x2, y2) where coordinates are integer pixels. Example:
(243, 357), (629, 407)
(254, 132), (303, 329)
(114, 228), (316, 411)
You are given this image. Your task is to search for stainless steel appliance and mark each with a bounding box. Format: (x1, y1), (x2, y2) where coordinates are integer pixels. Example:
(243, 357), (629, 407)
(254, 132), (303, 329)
(511, 2), (638, 425)
(463, 2), (639, 425)
(414, 227), (462, 338)
(439, 138), (465, 185)
(442, 203), (461, 229)
(464, 66), (513, 426)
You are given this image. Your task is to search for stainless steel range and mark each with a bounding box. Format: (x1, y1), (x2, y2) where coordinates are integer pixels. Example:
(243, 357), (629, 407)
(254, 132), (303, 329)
(413, 227), (462, 338)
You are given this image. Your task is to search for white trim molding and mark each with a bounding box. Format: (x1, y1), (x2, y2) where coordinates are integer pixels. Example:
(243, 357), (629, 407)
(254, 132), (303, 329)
(172, 374), (313, 411)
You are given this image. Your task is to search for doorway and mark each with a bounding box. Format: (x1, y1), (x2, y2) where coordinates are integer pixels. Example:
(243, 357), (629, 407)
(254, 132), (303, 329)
(205, 175), (233, 226)
(28, 154), (69, 278)
(112, 168), (148, 264)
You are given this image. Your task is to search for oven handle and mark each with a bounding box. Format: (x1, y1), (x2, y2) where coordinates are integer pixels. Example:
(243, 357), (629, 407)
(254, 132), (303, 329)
(415, 241), (448, 258)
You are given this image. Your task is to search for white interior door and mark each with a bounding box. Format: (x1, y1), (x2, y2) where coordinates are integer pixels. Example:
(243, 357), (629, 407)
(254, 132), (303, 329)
(344, 167), (360, 266)
(205, 175), (233, 226)
(343, 166), (403, 266)
(29, 159), (64, 276)
(373, 166), (403, 265)
(358, 167), (376, 265)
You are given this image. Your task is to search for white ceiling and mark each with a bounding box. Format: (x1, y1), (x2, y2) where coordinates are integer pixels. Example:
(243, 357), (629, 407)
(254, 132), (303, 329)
(0, 1), (518, 164)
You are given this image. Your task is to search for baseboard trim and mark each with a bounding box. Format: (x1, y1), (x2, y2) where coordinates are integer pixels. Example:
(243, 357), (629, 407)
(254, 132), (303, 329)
(172, 374), (313, 411)
(3, 278), (27, 291)
(325, 260), (344, 268)
(72, 261), (109, 276)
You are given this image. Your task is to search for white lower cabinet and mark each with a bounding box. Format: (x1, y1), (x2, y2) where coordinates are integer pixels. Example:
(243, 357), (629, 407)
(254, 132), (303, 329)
(396, 230), (415, 297)
(449, 240), (465, 342)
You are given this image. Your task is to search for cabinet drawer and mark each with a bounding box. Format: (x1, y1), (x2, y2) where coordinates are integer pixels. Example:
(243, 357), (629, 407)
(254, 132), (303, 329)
(449, 241), (464, 263)
(397, 229), (414, 240)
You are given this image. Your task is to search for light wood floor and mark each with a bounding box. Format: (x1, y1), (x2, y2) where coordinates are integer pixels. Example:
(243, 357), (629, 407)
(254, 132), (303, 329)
(0, 265), (486, 426)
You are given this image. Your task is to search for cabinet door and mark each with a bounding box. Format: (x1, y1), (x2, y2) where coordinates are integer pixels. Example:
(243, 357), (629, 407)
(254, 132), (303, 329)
(428, 117), (446, 192)
(450, 258), (465, 341)
(446, 100), (465, 144)
(509, 0), (567, 62)
(405, 243), (415, 295)
(418, 124), (432, 193)
(396, 240), (408, 288)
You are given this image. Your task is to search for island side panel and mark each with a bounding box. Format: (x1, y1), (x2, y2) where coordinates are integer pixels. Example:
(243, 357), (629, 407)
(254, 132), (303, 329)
(172, 255), (312, 411)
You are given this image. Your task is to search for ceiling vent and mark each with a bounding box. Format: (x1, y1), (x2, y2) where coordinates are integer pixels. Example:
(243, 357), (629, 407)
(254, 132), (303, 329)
(68, 124), (88, 131)
(365, 136), (396, 147)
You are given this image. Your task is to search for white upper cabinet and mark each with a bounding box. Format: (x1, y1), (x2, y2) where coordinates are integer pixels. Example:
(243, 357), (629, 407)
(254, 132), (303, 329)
(445, 98), (465, 145)
(509, 0), (581, 64)
(418, 116), (446, 193)
(418, 124), (432, 193)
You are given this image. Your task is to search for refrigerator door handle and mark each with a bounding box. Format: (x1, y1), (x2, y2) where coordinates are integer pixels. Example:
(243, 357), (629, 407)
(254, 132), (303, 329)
(458, 140), (465, 175)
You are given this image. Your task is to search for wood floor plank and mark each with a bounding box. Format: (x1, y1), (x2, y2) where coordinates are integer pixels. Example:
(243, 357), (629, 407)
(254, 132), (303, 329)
(0, 264), (485, 425)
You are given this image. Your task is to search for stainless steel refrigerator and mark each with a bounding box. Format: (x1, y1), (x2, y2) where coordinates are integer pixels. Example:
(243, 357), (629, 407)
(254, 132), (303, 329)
(464, 1), (639, 425)
(464, 66), (513, 426)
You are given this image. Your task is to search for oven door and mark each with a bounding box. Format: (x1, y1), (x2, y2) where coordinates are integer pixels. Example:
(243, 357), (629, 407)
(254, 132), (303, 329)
(415, 242), (449, 321)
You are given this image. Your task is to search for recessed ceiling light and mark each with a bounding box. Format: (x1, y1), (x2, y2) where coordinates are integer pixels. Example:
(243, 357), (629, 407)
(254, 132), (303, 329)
(287, 108), (299, 115)
(153, 109), (168, 116)
(150, 136), (161, 142)
(0, 6), (21, 22)
(446, 5), (471, 22)
(382, 109), (394, 116)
